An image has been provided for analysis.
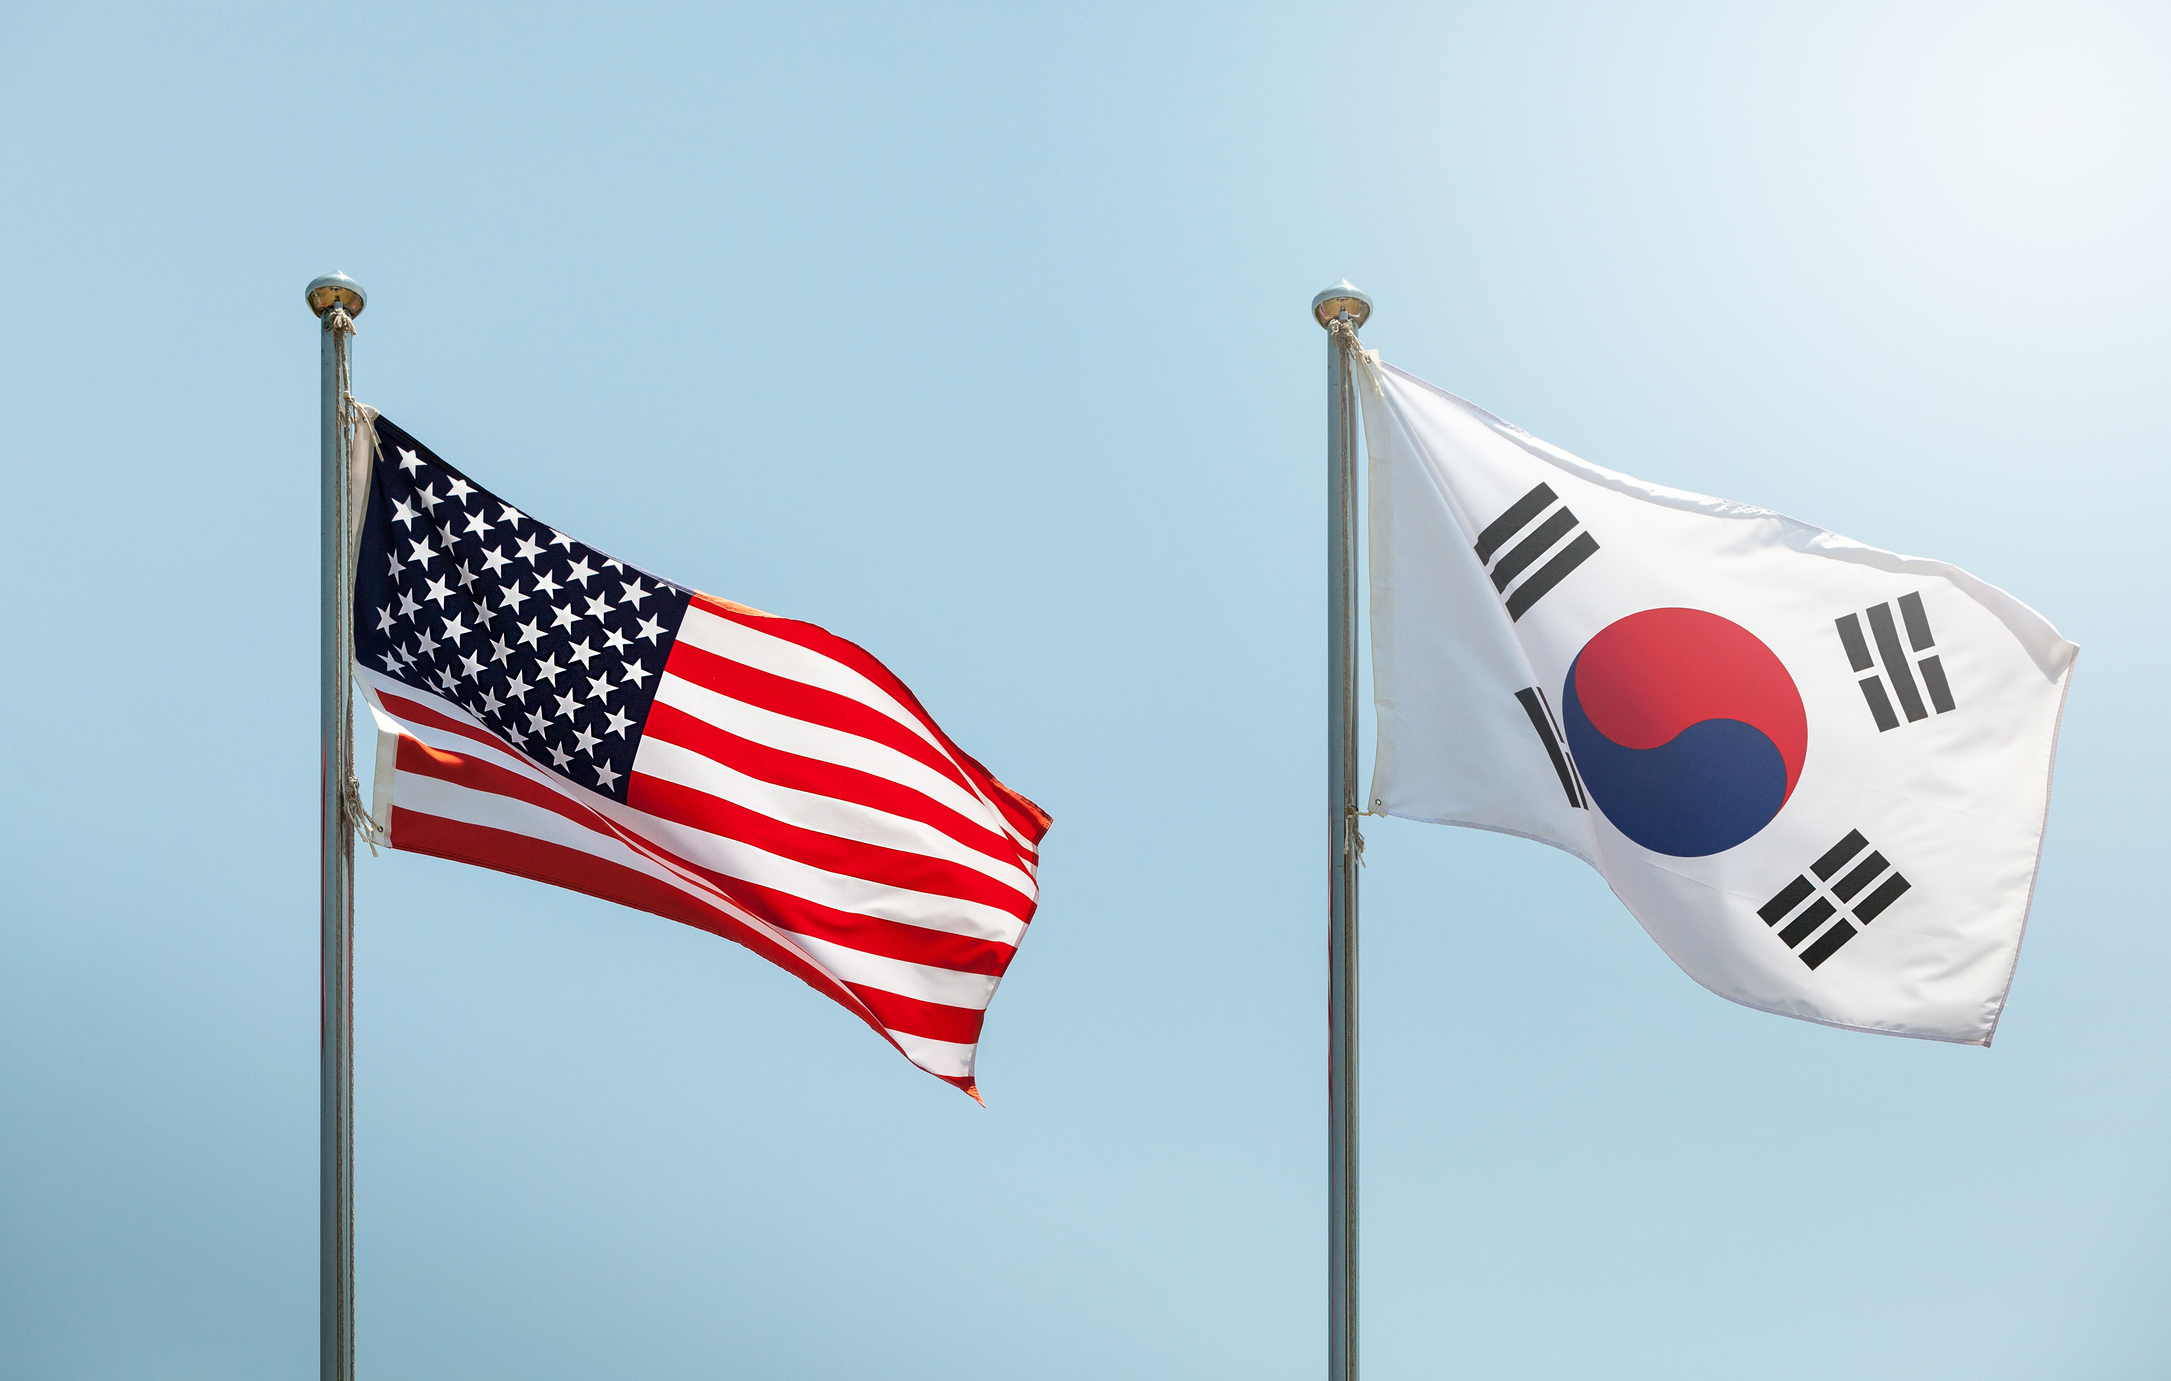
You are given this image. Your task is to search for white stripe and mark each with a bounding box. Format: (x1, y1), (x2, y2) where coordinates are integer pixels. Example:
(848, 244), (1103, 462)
(366, 669), (1004, 1059)
(393, 769), (720, 911)
(368, 672), (607, 806)
(375, 675), (1025, 946)
(653, 671), (1004, 839)
(366, 675), (823, 963)
(887, 1031), (976, 1079)
(783, 932), (998, 1011)
(613, 794), (1029, 946)
(634, 734), (1037, 898)
(676, 604), (952, 760)
(674, 605), (1039, 855)
(386, 769), (907, 1014)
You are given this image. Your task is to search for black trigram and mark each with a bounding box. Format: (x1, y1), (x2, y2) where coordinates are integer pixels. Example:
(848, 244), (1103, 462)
(1757, 830), (1912, 970)
(1514, 686), (1586, 808)
(1835, 592), (1955, 732)
(1474, 483), (1599, 621)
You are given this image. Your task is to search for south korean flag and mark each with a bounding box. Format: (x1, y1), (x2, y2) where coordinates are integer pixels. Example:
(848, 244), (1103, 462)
(1357, 353), (2076, 1044)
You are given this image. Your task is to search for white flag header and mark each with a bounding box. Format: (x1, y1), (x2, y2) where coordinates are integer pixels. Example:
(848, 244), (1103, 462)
(1359, 355), (2075, 1044)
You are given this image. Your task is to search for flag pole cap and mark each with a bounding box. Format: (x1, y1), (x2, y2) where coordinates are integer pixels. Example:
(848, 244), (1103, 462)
(306, 272), (367, 319)
(1312, 280), (1371, 330)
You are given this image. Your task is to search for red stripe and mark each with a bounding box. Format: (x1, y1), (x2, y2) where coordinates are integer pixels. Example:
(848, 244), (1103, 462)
(691, 593), (1052, 844)
(662, 639), (987, 810)
(370, 659), (1016, 1094)
(379, 690), (516, 755)
(641, 700), (1035, 873)
(395, 735), (600, 836)
(385, 806), (901, 1052)
(843, 983), (986, 1045)
(628, 772), (1035, 921)
(379, 676), (1039, 888)
(394, 735), (1019, 977)
(707, 875), (1014, 977)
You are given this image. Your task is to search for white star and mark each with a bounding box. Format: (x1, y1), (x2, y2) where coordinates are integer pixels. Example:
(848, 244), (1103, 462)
(549, 529), (575, 549)
(532, 570), (561, 598)
(499, 503), (527, 527)
(593, 762), (622, 790)
(547, 743), (574, 769)
(600, 626), (630, 654)
(533, 654), (564, 685)
(414, 483), (441, 512)
(479, 545), (510, 576)
(391, 497), (420, 529)
(375, 606), (395, 633)
(397, 447), (426, 474)
(397, 590), (422, 618)
(414, 629), (440, 657)
(462, 510), (492, 538)
(565, 556), (597, 587)
(445, 477), (476, 504)
(581, 592), (613, 620)
(620, 579), (651, 608)
(513, 534), (544, 563)
(503, 721), (527, 746)
(566, 638), (599, 669)
(553, 691), (582, 721)
(572, 725), (600, 755)
(603, 558), (623, 572)
(454, 561), (478, 589)
(406, 538), (435, 568)
(603, 708), (634, 738)
(434, 666), (459, 692)
(634, 615), (666, 644)
(549, 603), (578, 631)
(459, 652), (486, 680)
(423, 576), (455, 606)
(514, 619), (545, 648)
(499, 581), (531, 612)
(386, 550), (405, 578)
(525, 708), (551, 737)
(585, 673), (615, 704)
(504, 670), (532, 701)
(618, 661), (652, 689)
(489, 637), (513, 664)
(478, 687), (503, 715)
(440, 613), (470, 644)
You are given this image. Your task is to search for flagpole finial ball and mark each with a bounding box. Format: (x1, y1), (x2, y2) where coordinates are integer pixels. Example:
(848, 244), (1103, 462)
(306, 273), (367, 319)
(1312, 280), (1371, 330)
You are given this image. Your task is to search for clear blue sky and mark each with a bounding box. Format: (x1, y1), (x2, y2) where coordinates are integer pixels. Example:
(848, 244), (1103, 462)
(3, 3), (2167, 1377)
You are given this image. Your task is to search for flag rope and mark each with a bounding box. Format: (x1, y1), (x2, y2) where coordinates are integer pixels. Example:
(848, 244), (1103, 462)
(1330, 314), (1374, 871)
(326, 306), (377, 858)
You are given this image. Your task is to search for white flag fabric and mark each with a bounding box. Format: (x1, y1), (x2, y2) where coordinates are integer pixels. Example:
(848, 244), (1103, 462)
(1357, 354), (2075, 1044)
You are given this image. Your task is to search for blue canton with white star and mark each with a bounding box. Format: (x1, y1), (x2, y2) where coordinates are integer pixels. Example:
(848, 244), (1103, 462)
(352, 416), (693, 803)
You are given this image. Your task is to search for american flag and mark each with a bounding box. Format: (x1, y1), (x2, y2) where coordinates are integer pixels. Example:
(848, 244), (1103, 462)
(350, 414), (1050, 1098)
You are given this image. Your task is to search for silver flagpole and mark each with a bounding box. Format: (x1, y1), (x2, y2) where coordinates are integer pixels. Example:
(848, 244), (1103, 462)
(307, 271), (365, 1381)
(1314, 279), (1372, 1381)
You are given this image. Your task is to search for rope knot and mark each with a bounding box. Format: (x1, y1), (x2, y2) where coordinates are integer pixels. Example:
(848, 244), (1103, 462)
(344, 775), (379, 857)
